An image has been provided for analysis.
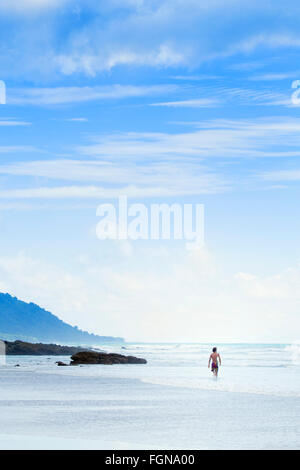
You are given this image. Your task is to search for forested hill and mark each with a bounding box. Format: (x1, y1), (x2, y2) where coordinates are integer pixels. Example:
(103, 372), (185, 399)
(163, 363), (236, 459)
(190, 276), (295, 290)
(0, 293), (124, 345)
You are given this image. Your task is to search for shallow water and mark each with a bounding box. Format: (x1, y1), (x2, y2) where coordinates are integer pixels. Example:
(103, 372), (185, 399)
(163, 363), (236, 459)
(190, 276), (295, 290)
(0, 343), (299, 449)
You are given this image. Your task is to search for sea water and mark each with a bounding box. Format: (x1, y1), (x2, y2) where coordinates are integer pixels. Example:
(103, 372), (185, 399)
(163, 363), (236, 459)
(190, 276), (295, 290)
(0, 343), (299, 449)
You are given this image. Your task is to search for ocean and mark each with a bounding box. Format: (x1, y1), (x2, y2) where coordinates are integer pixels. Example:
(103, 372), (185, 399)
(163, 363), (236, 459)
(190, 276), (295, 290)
(0, 343), (299, 449)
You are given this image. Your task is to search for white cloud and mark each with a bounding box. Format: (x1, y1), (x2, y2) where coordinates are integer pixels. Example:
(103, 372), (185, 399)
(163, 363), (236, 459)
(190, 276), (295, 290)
(249, 71), (300, 81)
(216, 34), (300, 60)
(77, 117), (300, 160)
(3, 0), (300, 79)
(56, 44), (186, 75)
(234, 266), (300, 300)
(9, 84), (177, 105)
(0, 0), (70, 13)
(0, 252), (93, 331)
(172, 75), (221, 81)
(0, 181), (224, 199)
(259, 169), (300, 182)
(0, 158), (225, 191)
(0, 146), (36, 153)
(152, 86), (291, 108)
(0, 202), (49, 211)
(8, 83), (290, 108)
(2, 116), (300, 202)
(0, 248), (299, 342)
(207, 86), (291, 107)
(64, 117), (88, 122)
(150, 98), (219, 107)
(0, 120), (31, 126)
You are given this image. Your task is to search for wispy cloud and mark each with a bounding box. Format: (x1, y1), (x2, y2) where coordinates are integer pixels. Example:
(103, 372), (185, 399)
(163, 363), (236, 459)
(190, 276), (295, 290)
(0, 247), (297, 342)
(0, 146), (36, 153)
(2, 1), (300, 80)
(0, 157), (227, 198)
(249, 71), (300, 81)
(207, 86), (291, 107)
(56, 44), (187, 75)
(77, 117), (300, 160)
(11, 83), (289, 108)
(228, 61), (265, 71)
(0, 119), (31, 126)
(0, 182), (226, 199)
(152, 85), (292, 108)
(2, 117), (300, 201)
(219, 33), (300, 59)
(150, 98), (219, 108)
(259, 169), (300, 182)
(64, 117), (88, 122)
(0, 0), (70, 13)
(9, 84), (178, 105)
(171, 75), (221, 81)
(234, 266), (300, 300)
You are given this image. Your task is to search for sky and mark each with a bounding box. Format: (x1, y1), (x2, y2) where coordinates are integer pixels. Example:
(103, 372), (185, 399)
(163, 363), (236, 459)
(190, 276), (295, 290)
(1, 0), (300, 342)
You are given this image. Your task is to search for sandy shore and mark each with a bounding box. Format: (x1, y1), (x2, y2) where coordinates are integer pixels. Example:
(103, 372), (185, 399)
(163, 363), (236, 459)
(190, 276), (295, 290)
(0, 356), (299, 450)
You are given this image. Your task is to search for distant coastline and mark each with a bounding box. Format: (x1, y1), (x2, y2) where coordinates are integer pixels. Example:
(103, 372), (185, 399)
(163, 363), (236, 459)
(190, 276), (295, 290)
(0, 293), (124, 346)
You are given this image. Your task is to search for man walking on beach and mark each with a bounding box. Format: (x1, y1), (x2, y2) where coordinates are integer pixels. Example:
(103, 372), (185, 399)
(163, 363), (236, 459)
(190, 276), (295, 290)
(208, 347), (221, 377)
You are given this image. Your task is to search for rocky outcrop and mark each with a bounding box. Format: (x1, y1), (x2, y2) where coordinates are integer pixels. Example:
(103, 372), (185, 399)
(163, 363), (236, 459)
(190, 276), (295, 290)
(2, 339), (147, 366)
(70, 351), (147, 365)
(4, 339), (92, 356)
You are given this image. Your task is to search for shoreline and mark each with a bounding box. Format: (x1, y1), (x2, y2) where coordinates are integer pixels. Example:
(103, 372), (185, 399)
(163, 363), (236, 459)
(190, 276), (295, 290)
(0, 361), (299, 450)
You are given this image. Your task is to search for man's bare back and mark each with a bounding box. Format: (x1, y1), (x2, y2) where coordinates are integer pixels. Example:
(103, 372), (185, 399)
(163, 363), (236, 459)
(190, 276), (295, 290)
(208, 347), (221, 376)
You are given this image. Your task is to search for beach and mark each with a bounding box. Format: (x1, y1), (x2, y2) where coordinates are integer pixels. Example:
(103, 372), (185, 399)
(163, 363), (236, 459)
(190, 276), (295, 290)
(0, 343), (299, 450)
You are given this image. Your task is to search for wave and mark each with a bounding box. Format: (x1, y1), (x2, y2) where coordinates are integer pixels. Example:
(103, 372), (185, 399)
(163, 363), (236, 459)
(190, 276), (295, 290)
(284, 343), (300, 365)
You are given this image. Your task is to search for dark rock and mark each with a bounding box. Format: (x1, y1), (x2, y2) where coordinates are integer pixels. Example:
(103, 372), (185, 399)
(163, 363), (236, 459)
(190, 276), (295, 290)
(3, 339), (94, 356)
(70, 351), (147, 365)
(56, 361), (68, 366)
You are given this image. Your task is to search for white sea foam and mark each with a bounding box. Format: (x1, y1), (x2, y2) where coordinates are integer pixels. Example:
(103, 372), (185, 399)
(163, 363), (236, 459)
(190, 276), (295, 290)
(284, 342), (300, 365)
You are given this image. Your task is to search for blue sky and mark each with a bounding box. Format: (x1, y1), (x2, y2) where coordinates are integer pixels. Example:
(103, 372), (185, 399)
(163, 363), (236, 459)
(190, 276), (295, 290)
(1, 0), (300, 342)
